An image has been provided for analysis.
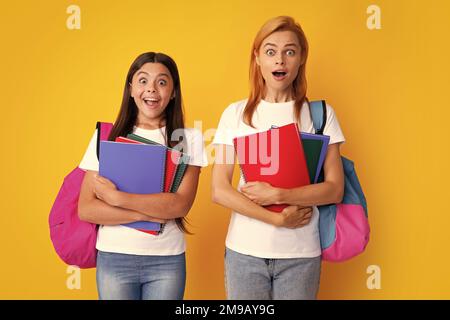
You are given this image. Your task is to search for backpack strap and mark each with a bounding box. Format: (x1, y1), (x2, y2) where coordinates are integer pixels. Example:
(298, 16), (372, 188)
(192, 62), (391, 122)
(309, 100), (327, 135)
(96, 122), (114, 160)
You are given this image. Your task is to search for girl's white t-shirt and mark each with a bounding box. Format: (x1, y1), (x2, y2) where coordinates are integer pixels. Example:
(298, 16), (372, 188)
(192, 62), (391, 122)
(212, 99), (346, 259)
(79, 125), (208, 256)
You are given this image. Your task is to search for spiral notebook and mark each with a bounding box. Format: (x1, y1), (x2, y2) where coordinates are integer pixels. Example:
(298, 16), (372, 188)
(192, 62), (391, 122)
(124, 133), (190, 236)
(300, 132), (330, 183)
(115, 136), (170, 235)
(233, 123), (310, 213)
(126, 133), (190, 193)
(117, 136), (181, 193)
(99, 141), (166, 232)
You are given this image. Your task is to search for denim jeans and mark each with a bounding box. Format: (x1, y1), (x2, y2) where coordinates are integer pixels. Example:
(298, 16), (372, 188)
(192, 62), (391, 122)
(224, 248), (321, 300)
(96, 250), (186, 300)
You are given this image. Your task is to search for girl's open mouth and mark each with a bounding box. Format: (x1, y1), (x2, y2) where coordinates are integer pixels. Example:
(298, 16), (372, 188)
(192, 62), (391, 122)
(143, 98), (160, 108)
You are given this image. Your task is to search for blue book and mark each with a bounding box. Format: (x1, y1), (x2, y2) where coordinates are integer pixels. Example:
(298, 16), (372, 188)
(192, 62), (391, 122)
(99, 141), (167, 231)
(300, 132), (330, 183)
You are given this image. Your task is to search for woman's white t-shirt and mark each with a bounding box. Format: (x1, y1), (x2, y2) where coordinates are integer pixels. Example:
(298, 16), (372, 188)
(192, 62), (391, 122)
(79, 125), (208, 256)
(212, 99), (346, 259)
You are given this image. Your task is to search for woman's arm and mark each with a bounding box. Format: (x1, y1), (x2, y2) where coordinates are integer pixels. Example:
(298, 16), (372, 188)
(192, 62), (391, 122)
(94, 165), (201, 220)
(241, 143), (345, 207)
(78, 170), (166, 225)
(211, 144), (312, 228)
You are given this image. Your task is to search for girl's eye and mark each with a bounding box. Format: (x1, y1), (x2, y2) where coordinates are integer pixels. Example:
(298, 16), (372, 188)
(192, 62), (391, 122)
(139, 78), (147, 84)
(266, 49), (276, 56)
(286, 49), (296, 56)
(158, 79), (167, 86)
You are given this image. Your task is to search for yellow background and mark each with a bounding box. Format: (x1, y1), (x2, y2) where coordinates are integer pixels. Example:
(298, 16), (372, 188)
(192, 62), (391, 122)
(1, 0), (449, 299)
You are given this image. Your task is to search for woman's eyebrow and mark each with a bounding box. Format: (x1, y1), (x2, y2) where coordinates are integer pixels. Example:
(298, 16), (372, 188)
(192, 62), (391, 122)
(263, 42), (298, 48)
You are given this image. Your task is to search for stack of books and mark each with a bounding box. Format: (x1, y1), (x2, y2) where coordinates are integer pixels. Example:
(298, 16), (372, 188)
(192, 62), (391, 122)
(99, 134), (190, 235)
(233, 123), (330, 213)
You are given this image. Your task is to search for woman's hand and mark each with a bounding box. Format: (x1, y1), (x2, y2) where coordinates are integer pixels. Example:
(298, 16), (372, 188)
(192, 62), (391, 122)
(93, 174), (120, 207)
(240, 181), (281, 206)
(273, 205), (313, 229)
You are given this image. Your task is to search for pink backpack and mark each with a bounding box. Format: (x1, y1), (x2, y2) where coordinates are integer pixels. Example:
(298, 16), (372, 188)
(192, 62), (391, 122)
(49, 122), (113, 268)
(309, 101), (370, 262)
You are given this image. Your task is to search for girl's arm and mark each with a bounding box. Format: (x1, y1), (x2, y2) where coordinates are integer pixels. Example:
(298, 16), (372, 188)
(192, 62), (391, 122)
(78, 170), (167, 225)
(211, 144), (312, 229)
(240, 143), (345, 207)
(94, 165), (201, 220)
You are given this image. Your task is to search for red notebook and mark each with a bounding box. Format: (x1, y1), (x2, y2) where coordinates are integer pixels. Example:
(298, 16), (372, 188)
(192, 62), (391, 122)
(163, 150), (181, 193)
(233, 123), (310, 213)
(115, 136), (140, 144)
(114, 136), (180, 235)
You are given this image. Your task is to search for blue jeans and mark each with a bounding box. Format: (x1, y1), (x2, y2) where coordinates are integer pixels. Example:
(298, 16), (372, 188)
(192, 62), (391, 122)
(224, 248), (321, 300)
(96, 250), (186, 300)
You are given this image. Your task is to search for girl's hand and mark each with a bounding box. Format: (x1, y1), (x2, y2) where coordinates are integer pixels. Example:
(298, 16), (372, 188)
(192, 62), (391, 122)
(275, 205), (313, 229)
(93, 174), (120, 207)
(240, 181), (281, 206)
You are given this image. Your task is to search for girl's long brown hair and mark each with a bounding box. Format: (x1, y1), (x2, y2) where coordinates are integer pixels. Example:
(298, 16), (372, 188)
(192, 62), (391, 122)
(244, 16), (309, 127)
(108, 52), (191, 234)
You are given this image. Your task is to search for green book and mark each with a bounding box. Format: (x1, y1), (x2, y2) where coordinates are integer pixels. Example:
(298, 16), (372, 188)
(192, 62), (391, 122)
(300, 137), (323, 184)
(170, 154), (190, 192)
(126, 133), (159, 145)
(126, 133), (190, 192)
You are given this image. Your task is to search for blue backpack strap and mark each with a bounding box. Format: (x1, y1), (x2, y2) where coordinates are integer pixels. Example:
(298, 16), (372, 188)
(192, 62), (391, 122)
(309, 100), (327, 135)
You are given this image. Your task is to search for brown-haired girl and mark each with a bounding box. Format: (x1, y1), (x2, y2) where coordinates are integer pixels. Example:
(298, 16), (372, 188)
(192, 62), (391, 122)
(78, 52), (207, 300)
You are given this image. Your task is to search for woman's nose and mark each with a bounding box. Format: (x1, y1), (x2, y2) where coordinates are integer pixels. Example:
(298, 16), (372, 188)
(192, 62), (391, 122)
(275, 54), (285, 65)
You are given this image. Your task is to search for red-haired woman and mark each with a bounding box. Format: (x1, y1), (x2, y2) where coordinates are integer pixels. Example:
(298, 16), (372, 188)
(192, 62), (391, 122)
(212, 16), (345, 300)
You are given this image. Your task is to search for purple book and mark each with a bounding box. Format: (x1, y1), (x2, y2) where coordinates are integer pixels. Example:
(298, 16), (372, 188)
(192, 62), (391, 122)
(99, 141), (167, 231)
(300, 132), (330, 183)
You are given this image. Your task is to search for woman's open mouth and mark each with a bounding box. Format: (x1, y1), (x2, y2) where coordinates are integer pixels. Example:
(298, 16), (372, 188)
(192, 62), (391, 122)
(272, 71), (288, 81)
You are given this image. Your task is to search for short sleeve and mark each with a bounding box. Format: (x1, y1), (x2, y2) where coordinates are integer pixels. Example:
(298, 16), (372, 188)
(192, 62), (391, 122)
(324, 104), (346, 145)
(185, 128), (209, 167)
(212, 103), (237, 146)
(79, 129), (99, 171)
